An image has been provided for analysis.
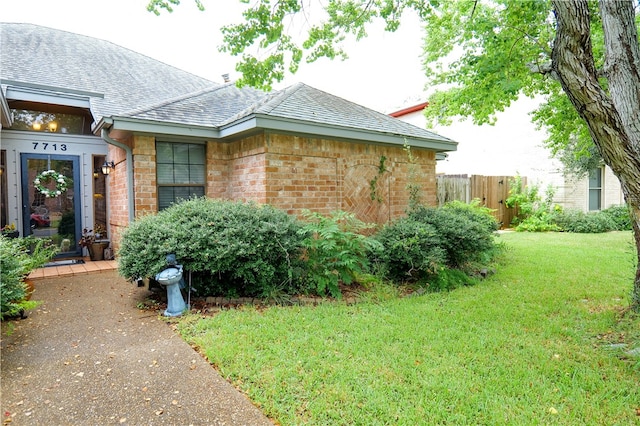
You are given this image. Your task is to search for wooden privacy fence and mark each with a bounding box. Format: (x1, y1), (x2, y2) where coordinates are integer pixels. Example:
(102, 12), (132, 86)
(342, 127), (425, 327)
(436, 174), (526, 228)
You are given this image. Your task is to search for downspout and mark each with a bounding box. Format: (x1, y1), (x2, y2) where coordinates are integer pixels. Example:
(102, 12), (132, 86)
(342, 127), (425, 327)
(101, 129), (135, 223)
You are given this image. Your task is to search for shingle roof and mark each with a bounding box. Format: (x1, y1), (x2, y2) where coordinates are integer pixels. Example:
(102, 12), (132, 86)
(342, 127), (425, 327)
(0, 23), (217, 121)
(1, 23), (455, 150)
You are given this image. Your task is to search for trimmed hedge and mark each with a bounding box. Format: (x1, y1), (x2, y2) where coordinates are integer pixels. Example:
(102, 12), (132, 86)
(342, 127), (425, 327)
(118, 198), (306, 298)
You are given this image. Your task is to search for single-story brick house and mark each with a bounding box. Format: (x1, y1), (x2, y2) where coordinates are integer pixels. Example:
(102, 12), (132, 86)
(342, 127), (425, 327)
(0, 23), (456, 257)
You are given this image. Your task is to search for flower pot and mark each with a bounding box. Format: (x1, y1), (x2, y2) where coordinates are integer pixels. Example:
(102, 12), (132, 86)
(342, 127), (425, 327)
(24, 278), (35, 301)
(88, 241), (110, 261)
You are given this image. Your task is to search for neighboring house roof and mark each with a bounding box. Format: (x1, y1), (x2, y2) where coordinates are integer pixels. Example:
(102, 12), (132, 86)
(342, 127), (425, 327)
(389, 102), (428, 118)
(1, 23), (456, 152)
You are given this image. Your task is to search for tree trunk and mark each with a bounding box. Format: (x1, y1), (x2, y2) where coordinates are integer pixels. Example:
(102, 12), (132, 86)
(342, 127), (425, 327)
(551, 0), (640, 310)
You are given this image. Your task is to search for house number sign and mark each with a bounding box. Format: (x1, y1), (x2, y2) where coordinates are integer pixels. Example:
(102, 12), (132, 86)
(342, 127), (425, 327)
(31, 142), (68, 151)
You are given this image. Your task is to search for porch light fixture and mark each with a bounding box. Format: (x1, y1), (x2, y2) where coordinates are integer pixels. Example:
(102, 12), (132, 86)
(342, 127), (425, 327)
(101, 161), (115, 175)
(48, 122), (58, 132)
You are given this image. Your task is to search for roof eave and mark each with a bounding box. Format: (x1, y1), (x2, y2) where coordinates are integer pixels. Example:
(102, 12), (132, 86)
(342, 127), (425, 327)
(94, 116), (220, 139)
(220, 114), (458, 152)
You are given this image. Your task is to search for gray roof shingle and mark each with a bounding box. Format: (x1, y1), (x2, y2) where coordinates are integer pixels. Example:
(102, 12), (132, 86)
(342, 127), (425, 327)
(1, 23), (217, 121)
(1, 23), (455, 149)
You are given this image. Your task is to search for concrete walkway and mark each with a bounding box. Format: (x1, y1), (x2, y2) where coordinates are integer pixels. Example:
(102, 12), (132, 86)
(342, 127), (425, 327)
(1, 271), (273, 425)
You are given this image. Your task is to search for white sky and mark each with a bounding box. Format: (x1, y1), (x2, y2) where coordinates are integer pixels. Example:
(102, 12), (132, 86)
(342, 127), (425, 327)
(2, 0), (427, 113)
(3, 0), (557, 182)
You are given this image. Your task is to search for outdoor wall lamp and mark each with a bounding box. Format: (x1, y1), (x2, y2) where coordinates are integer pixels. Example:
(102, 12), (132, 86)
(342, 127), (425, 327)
(101, 161), (115, 175)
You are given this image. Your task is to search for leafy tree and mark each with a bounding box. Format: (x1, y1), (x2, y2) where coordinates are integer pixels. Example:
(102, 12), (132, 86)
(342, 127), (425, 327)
(147, 0), (640, 308)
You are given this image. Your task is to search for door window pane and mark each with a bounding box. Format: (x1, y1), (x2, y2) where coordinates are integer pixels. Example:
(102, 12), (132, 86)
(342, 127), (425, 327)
(23, 156), (80, 256)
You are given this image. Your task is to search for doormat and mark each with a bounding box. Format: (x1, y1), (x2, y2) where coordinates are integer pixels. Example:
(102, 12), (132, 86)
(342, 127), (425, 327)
(43, 259), (86, 268)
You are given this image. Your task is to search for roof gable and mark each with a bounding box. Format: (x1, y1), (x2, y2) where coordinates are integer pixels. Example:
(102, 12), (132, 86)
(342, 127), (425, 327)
(1, 23), (456, 152)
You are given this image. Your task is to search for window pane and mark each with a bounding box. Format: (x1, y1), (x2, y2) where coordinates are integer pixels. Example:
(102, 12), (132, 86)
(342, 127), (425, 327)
(173, 164), (190, 183)
(174, 186), (204, 202)
(189, 165), (205, 184)
(173, 145), (190, 163)
(10, 109), (86, 134)
(588, 169), (601, 188)
(189, 144), (206, 164)
(156, 164), (174, 184)
(158, 186), (205, 210)
(589, 189), (601, 211)
(156, 143), (173, 163)
(158, 187), (175, 210)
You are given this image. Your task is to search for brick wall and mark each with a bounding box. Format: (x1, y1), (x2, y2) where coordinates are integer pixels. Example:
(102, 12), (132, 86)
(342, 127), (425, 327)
(108, 131), (437, 249)
(263, 133), (436, 222)
(106, 136), (131, 252)
(132, 136), (157, 214)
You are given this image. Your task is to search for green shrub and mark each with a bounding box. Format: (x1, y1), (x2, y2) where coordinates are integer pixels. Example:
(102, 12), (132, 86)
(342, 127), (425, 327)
(299, 211), (382, 298)
(505, 175), (557, 230)
(514, 213), (561, 232)
(372, 217), (446, 282)
(0, 236), (57, 320)
(373, 202), (499, 286)
(601, 205), (632, 231)
(407, 205), (498, 269)
(118, 198), (306, 298)
(442, 199), (500, 233)
(551, 209), (617, 233)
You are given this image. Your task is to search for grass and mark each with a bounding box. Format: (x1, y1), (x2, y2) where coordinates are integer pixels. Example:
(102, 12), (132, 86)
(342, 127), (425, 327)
(177, 231), (640, 425)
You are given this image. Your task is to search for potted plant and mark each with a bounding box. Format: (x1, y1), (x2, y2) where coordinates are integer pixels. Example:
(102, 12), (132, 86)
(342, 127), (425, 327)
(0, 235), (58, 320)
(1, 223), (19, 238)
(79, 226), (110, 261)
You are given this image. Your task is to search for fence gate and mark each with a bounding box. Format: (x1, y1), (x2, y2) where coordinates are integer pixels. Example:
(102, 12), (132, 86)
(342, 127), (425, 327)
(437, 174), (525, 228)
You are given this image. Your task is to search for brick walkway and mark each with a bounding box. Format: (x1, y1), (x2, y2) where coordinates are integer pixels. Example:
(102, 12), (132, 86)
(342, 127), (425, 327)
(28, 258), (118, 279)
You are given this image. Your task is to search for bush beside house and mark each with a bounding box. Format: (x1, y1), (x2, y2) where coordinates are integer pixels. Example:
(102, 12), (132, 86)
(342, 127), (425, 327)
(0, 236), (58, 320)
(117, 198), (502, 299)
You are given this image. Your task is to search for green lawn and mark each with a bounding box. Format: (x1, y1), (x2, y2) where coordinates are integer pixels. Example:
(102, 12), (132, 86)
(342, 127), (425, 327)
(177, 231), (640, 425)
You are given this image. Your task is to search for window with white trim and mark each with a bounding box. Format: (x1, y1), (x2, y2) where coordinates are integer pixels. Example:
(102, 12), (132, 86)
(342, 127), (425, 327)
(588, 167), (602, 211)
(156, 142), (205, 210)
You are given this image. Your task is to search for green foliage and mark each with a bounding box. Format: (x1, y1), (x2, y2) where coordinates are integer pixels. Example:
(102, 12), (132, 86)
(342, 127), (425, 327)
(601, 205), (632, 231)
(513, 214), (560, 232)
(372, 217), (446, 282)
(369, 155), (387, 202)
(147, 0), (204, 15)
(0, 236), (57, 320)
(551, 209), (618, 234)
(505, 175), (558, 231)
(403, 142), (423, 214)
(118, 198), (306, 298)
(426, 267), (478, 293)
(442, 199), (500, 233)
(299, 210), (381, 298)
(510, 203), (632, 234)
(373, 202), (499, 284)
(408, 205), (498, 269)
